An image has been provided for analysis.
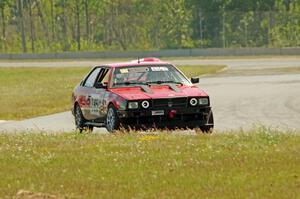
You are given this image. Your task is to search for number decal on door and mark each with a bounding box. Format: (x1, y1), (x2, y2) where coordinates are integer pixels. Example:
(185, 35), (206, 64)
(90, 94), (102, 116)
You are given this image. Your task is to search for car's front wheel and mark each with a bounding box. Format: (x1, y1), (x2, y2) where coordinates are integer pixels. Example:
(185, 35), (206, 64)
(200, 111), (214, 133)
(106, 105), (120, 132)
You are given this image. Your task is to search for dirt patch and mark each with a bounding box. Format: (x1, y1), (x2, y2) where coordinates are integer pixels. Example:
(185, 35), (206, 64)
(15, 190), (65, 199)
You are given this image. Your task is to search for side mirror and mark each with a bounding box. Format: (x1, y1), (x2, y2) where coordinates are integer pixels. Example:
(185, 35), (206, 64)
(94, 82), (107, 89)
(191, 77), (199, 84)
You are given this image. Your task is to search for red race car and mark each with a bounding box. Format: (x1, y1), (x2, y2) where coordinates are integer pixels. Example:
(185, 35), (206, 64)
(72, 58), (214, 132)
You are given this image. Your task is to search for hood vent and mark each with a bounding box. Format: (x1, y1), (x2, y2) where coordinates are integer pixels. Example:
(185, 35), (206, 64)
(168, 84), (181, 93)
(140, 84), (181, 94)
(140, 85), (153, 94)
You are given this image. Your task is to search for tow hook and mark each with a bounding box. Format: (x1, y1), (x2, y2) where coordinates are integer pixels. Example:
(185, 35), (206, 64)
(169, 110), (177, 118)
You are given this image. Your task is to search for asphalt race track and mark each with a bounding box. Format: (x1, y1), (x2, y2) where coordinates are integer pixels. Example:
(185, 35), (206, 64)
(1, 57), (300, 133)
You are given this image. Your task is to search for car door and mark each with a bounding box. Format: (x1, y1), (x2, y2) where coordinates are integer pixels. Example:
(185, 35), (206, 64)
(88, 67), (111, 120)
(81, 67), (101, 120)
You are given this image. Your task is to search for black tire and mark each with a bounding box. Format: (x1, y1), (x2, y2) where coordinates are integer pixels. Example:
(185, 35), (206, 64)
(87, 125), (94, 132)
(200, 125), (213, 133)
(105, 105), (120, 132)
(74, 104), (86, 133)
(200, 111), (214, 133)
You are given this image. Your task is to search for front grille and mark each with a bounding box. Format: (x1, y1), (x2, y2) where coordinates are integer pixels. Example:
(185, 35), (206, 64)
(152, 97), (187, 108)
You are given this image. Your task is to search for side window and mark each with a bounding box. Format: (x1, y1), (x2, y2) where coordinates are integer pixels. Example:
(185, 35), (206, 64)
(84, 68), (101, 87)
(101, 69), (110, 84)
(95, 68), (110, 85)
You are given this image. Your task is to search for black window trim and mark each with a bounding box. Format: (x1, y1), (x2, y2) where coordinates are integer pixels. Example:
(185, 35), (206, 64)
(81, 66), (110, 87)
(95, 68), (109, 85)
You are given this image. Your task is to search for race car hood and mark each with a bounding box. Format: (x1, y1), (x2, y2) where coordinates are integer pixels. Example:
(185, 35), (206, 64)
(109, 85), (208, 100)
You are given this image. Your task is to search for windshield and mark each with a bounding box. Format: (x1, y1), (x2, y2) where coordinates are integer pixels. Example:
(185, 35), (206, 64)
(112, 65), (190, 87)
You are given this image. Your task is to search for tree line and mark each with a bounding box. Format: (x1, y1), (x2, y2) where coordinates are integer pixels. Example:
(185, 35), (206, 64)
(0, 0), (299, 53)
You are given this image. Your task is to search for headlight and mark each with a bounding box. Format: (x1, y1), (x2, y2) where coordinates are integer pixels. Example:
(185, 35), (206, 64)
(141, 100), (150, 109)
(199, 98), (209, 105)
(189, 98), (198, 106)
(128, 102), (138, 109)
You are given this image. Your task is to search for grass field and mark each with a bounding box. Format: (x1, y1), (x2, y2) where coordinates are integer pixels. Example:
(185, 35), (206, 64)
(0, 128), (299, 198)
(0, 65), (225, 120)
(0, 55), (299, 63)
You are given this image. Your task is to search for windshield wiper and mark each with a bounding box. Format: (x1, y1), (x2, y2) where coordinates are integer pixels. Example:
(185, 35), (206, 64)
(146, 80), (183, 85)
(114, 81), (148, 86)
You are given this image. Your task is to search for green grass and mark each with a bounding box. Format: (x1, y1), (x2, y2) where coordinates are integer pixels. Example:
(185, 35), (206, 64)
(0, 128), (299, 198)
(177, 65), (225, 77)
(0, 55), (299, 62)
(0, 67), (91, 120)
(0, 65), (225, 120)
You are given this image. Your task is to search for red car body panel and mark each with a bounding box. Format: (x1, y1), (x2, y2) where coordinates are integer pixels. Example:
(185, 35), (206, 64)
(109, 85), (208, 100)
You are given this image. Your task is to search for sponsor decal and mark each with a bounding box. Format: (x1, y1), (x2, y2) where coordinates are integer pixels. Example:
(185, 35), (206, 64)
(120, 68), (129, 73)
(151, 66), (168, 71)
(128, 67), (149, 73)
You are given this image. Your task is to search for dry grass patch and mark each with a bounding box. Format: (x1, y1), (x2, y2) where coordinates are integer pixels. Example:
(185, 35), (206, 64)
(0, 127), (299, 199)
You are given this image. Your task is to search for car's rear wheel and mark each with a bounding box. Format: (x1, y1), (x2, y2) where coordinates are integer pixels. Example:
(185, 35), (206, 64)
(75, 105), (84, 133)
(106, 105), (120, 132)
(75, 104), (93, 133)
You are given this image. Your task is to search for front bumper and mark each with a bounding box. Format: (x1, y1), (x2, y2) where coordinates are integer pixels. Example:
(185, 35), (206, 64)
(117, 106), (213, 129)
